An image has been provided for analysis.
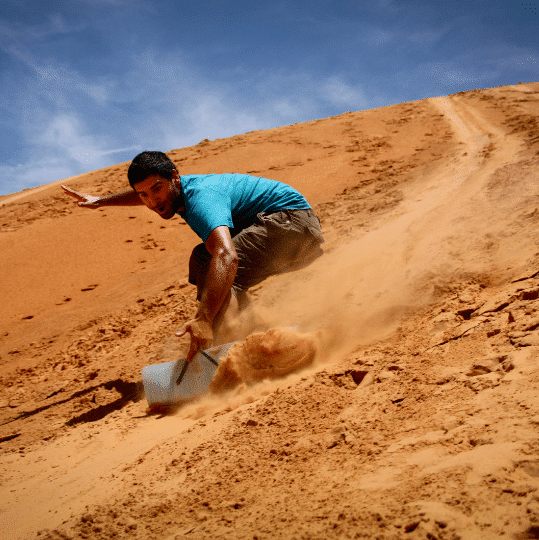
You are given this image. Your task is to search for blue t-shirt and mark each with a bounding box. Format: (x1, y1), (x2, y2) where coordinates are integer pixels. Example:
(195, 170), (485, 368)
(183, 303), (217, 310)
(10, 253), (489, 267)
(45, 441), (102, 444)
(177, 173), (310, 242)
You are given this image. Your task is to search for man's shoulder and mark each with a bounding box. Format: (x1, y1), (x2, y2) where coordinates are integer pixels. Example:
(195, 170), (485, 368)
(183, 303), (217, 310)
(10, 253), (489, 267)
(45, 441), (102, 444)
(180, 175), (232, 212)
(181, 174), (258, 199)
(180, 173), (234, 188)
(180, 173), (215, 184)
(181, 173), (258, 182)
(181, 174), (218, 195)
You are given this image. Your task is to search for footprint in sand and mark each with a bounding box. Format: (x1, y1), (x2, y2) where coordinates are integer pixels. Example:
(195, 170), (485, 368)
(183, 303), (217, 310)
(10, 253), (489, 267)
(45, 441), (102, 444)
(81, 284), (99, 292)
(141, 236), (158, 250)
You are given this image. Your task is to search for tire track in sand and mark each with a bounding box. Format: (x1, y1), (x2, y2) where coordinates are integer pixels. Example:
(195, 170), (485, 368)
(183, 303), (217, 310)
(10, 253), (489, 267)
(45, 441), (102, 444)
(395, 93), (525, 271)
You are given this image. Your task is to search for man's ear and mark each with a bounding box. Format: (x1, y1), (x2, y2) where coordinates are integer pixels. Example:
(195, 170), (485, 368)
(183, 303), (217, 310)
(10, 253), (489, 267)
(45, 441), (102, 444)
(172, 169), (179, 180)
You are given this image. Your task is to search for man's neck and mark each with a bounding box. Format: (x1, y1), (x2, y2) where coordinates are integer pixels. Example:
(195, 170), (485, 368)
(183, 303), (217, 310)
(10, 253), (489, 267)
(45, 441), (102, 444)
(171, 177), (185, 214)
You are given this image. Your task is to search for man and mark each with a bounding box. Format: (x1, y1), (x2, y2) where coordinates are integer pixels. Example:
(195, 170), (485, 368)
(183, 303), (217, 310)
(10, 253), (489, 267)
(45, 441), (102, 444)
(62, 151), (324, 362)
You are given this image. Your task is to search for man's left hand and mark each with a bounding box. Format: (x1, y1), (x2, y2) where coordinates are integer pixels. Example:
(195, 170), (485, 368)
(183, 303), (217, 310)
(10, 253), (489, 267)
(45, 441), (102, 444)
(176, 318), (214, 362)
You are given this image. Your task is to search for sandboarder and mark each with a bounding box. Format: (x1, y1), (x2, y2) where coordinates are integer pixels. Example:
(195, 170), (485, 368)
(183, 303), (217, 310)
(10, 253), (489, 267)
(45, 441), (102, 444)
(62, 151), (324, 362)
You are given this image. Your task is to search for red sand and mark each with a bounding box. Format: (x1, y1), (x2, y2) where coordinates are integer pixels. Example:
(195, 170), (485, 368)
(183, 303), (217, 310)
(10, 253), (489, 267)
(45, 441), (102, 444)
(1, 83), (539, 539)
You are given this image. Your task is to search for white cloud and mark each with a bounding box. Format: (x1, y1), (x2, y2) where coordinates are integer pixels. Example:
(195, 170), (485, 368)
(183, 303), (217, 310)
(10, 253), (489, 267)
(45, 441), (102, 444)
(2, 42), (378, 196)
(0, 106), (141, 196)
(424, 44), (539, 90)
(7, 46), (110, 105)
(0, 158), (73, 195)
(373, 0), (402, 16)
(407, 28), (448, 45)
(0, 13), (84, 45)
(364, 28), (395, 46)
(321, 77), (370, 109)
(33, 113), (139, 165)
(0, 37), (378, 196)
(271, 98), (308, 119)
(121, 51), (313, 150)
(134, 54), (373, 152)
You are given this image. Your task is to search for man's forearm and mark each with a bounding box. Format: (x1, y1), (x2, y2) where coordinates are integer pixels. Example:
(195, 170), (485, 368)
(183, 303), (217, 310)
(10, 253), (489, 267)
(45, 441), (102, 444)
(97, 188), (143, 207)
(196, 252), (239, 325)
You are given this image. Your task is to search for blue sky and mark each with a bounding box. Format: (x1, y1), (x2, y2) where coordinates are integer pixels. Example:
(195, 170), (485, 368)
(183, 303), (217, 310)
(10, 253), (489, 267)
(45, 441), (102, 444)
(1, 0), (538, 196)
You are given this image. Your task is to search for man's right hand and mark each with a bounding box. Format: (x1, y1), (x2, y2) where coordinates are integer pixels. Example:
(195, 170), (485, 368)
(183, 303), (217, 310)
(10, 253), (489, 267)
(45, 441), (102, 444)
(61, 185), (101, 208)
(176, 318), (214, 363)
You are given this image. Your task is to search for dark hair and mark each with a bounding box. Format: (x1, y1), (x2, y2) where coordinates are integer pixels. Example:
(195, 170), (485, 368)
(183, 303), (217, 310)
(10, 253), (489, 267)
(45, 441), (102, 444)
(127, 151), (177, 187)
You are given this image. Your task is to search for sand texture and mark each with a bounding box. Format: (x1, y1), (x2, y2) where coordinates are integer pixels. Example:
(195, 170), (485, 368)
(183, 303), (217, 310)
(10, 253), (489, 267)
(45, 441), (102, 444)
(1, 83), (539, 539)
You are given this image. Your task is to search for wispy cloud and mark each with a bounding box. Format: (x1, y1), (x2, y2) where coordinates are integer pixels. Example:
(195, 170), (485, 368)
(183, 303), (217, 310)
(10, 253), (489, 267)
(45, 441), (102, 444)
(321, 77), (371, 109)
(0, 107), (141, 195)
(0, 43), (375, 195)
(7, 46), (110, 104)
(361, 23), (450, 49)
(407, 28), (449, 45)
(372, 0), (403, 16)
(423, 43), (539, 92)
(426, 61), (499, 88)
(118, 50), (369, 151)
(1, 0), (538, 197)
(0, 157), (74, 195)
(0, 13), (84, 46)
(34, 113), (139, 162)
(363, 27), (395, 47)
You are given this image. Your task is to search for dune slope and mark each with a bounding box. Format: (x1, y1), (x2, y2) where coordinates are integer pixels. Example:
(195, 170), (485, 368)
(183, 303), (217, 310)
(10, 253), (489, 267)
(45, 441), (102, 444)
(1, 83), (539, 540)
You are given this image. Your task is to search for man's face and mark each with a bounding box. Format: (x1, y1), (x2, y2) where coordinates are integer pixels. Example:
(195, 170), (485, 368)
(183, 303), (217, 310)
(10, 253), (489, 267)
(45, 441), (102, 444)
(134, 173), (183, 219)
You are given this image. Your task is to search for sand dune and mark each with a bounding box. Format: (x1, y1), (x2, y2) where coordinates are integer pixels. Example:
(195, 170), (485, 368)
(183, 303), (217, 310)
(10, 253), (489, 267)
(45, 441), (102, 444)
(1, 83), (539, 539)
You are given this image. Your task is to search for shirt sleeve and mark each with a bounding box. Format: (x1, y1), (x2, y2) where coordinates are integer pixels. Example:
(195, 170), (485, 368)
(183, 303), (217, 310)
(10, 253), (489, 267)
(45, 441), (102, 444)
(187, 190), (234, 242)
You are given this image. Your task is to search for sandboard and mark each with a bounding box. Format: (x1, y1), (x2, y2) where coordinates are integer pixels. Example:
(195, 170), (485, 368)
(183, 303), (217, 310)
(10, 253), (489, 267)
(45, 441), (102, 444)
(142, 342), (236, 406)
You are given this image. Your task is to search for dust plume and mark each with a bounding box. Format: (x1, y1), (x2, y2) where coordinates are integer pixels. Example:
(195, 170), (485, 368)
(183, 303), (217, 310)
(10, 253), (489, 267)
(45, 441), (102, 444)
(209, 327), (322, 393)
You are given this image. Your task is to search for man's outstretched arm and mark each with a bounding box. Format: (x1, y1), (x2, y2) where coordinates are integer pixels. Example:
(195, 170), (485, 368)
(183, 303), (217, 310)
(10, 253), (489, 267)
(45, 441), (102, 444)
(61, 185), (143, 208)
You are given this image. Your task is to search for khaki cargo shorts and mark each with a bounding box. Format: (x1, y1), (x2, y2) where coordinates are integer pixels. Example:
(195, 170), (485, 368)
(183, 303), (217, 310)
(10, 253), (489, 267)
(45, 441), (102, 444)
(188, 208), (324, 300)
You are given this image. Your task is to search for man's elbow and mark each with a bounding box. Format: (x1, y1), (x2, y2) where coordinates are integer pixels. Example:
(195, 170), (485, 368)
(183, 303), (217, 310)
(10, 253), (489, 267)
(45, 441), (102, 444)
(217, 248), (238, 272)
(227, 251), (239, 272)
